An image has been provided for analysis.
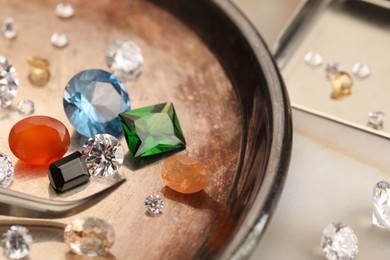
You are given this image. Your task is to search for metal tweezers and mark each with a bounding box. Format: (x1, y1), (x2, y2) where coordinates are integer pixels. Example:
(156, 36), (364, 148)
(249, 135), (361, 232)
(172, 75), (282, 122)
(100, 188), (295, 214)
(0, 179), (125, 219)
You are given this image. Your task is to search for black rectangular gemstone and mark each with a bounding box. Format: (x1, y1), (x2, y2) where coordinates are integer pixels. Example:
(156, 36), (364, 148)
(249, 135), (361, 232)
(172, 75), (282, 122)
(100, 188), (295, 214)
(48, 151), (90, 193)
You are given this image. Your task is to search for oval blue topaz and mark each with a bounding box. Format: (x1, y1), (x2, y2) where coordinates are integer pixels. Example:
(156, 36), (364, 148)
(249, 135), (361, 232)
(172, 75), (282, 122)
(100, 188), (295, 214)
(63, 69), (130, 137)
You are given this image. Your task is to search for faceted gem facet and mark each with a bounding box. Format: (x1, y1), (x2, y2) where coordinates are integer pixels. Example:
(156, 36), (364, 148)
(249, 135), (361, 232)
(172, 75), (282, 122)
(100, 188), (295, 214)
(64, 69), (131, 137)
(49, 151), (90, 193)
(326, 61), (341, 80)
(373, 181), (390, 229)
(367, 111), (385, 130)
(16, 99), (35, 115)
(0, 56), (19, 109)
(0, 18), (17, 39)
(106, 39), (144, 81)
(321, 222), (358, 260)
(55, 3), (75, 19)
(330, 71), (353, 99)
(119, 103), (186, 166)
(51, 32), (69, 48)
(145, 194), (164, 215)
(303, 51), (323, 67)
(0, 152), (13, 188)
(352, 63), (371, 79)
(9, 116), (70, 165)
(161, 154), (207, 194)
(1, 225), (32, 260)
(64, 217), (115, 257)
(27, 56), (50, 86)
(82, 134), (124, 177)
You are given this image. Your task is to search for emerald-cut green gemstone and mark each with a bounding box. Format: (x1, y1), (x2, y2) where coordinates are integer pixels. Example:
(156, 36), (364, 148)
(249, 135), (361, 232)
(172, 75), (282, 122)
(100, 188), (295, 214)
(119, 103), (186, 166)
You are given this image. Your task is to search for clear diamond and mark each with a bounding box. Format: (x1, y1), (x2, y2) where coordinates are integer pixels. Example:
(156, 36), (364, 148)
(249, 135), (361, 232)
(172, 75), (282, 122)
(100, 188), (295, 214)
(64, 217), (115, 257)
(352, 63), (370, 79)
(106, 39), (144, 81)
(373, 181), (390, 229)
(0, 56), (19, 109)
(1, 226), (32, 259)
(1, 18), (17, 39)
(63, 69), (131, 137)
(326, 61), (341, 80)
(82, 134), (124, 177)
(55, 3), (75, 19)
(51, 32), (69, 48)
(0, 152), (13, 188)
(367, 111), (385, 130)
(303, 51), (323, 67)
(321, 222), (358, 260)
(17, 99), (35, 115)
(145, 194), (164, 215)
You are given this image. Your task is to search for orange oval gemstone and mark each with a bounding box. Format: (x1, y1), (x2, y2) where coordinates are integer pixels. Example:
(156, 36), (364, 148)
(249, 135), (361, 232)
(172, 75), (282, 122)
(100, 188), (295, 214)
(161, 154), (207, 194)
(9, 116), (70, 165)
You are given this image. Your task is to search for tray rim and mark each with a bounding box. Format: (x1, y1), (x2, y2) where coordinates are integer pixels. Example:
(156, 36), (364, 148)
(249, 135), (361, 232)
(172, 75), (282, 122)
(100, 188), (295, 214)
(204, 0), (293, 258)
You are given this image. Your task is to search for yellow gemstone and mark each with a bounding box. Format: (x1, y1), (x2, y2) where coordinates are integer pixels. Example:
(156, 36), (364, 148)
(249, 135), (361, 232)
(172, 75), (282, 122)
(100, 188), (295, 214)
(161, 154), (208, 194)
(27, 56), (50, 86)
(330, 71), (353, 99)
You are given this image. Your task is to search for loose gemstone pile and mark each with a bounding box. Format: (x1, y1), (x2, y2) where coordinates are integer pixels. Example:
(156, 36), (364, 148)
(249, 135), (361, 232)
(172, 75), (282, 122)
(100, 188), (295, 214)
(0, 1), (221, 258)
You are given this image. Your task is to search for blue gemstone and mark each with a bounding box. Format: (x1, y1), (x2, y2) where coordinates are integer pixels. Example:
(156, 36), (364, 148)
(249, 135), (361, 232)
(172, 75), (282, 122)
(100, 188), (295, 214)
(63, 69), (130, 137)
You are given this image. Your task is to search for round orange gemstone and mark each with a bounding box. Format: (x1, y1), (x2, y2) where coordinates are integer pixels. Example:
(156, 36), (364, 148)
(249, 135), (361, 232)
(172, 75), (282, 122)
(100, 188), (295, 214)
(161, 154), (208, 194)
(9, 116), (70, 165)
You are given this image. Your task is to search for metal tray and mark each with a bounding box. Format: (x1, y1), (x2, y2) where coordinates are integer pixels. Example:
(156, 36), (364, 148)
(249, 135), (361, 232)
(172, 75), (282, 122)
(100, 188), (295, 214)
(0, 0), (292, 259)
(275, 0), (390, 138)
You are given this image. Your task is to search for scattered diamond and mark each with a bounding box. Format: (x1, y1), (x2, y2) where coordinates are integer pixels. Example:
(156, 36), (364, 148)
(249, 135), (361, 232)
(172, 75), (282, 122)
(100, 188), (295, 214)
(1, 225), (32, 259)
(106, 39), (144, 81)
(82, 134), (124, 177)
(161, 154), (207, 194)
(0, 18), (17, 39)
(51, 32), (69, 48)
(16, 99), (35, 115)
(0, 152), (13, 188)
(64, 217), (115, 257)
(326, 61), (341, 80)
(352, 63), (371, 79)
(330, 71), (353, 99)
(27, 56), (50, 86)
(63, 69), (131, 137)
(321, 222), (358, 260)
(373, 181), (390, 229)
(145, 194), (164, 215)
(55, 3), (75, 19)
(0, 56), (19, 109)
(367, 111), (385, 130)
(303, 51), (323, 67)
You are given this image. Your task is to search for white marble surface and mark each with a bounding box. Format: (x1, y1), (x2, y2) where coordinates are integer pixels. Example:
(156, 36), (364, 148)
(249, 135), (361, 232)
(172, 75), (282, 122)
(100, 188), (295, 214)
(231, 0), (390, 259)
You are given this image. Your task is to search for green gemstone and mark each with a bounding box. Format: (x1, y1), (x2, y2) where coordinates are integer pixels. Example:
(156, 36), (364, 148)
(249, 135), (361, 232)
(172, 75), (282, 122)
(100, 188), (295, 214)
(119, 103), (186, 166)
